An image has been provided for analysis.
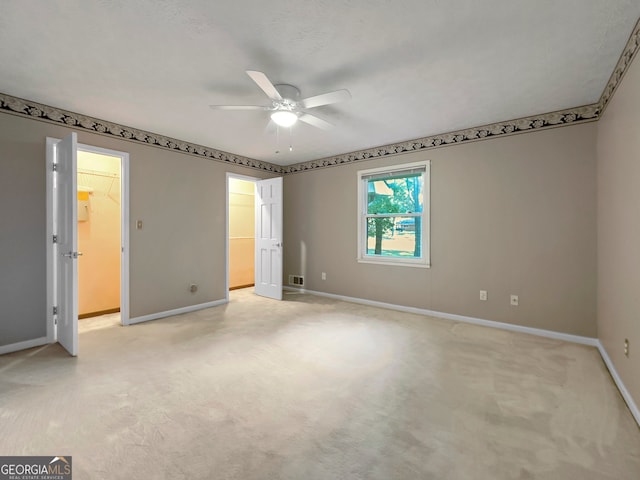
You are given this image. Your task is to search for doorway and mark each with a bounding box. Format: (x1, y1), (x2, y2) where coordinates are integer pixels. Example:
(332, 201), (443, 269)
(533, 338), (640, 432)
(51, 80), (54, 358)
(226, 174), (284, 302)
(227, 174), (257, 295)
(77, 150), (122, 320)
(46, 134), (130, 356)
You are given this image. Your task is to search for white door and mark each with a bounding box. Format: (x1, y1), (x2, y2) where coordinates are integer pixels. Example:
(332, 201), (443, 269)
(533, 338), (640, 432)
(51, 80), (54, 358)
(254, 177), (283, 300)
(55, 133), (79, 356)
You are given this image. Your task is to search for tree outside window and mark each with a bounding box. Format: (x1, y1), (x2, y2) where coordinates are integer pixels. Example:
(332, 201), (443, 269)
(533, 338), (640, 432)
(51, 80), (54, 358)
(358, 162), (430, 267)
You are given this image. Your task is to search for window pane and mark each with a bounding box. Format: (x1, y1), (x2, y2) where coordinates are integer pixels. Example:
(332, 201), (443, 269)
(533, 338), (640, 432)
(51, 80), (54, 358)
(366, 174), (423, 215)
(366, 217), (422, 258)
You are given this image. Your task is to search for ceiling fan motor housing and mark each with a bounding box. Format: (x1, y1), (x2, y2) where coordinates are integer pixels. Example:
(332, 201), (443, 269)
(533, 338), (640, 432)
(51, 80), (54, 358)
(274, 84), (301, 108)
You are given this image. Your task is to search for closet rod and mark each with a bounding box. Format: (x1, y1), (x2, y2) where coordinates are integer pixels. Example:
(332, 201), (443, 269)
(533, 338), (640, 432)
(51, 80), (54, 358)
(77, 169), (119, 179)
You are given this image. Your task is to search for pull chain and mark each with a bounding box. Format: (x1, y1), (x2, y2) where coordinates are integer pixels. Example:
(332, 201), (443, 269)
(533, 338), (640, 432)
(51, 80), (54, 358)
(289, 126), (293, 152)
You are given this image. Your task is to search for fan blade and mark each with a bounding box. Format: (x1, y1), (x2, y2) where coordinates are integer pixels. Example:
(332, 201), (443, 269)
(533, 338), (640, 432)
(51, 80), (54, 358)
(209, 105), (269, 110)
(246, 70), (283, 102)
(298, 113), (334, 130)
(301, 89), (351, 109)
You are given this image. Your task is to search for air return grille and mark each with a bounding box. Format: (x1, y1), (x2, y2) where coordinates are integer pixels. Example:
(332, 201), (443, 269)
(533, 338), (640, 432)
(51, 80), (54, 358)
(288, 275), (304, 286)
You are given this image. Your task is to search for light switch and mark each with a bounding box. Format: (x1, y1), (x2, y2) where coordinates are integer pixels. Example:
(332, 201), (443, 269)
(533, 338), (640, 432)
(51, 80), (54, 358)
(136, 220), (143, 230)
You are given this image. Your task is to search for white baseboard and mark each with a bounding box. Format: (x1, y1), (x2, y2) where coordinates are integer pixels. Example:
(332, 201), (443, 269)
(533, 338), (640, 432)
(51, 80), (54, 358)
(596, 341), (640, 427)
(0, 336), (50, 356)
(285, 286), (640, 427)
(283, 286), (597, 346)
(127, 299), (228, 325)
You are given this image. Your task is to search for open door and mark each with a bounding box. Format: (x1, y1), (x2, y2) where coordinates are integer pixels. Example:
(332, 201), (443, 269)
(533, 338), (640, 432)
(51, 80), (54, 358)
(55, 133), (79, 356)
(254, 177), (283, 300)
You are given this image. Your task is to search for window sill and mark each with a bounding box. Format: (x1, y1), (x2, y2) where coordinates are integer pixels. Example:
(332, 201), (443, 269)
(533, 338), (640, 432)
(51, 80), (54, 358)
(357, 258), (431, 268)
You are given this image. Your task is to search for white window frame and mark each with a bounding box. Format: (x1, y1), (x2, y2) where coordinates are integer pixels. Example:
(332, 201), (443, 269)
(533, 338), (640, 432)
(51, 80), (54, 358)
(357, 160), (431, 268)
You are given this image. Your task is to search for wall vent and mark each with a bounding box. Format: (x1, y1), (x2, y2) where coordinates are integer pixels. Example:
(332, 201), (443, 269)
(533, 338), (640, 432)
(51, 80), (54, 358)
(288, 275), (304, 287)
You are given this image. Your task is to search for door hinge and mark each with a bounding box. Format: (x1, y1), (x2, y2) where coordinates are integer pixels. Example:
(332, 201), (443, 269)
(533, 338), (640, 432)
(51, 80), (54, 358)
(53, 235), (58, 244)
(52, 163), (58, 172)
(53, 306), (58, 315)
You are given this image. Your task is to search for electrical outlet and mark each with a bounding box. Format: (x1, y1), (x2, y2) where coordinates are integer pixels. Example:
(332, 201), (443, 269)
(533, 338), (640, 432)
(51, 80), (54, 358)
(321, 272), (326, 281)
(624, 338), (629, 357)
(480, 290), (487, 301)
(510, 295), (519, 306)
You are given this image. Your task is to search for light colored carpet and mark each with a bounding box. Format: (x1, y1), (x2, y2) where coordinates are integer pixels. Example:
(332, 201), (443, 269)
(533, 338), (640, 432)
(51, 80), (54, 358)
(1, 289), (639, 479)
(78, 311), (121, 333)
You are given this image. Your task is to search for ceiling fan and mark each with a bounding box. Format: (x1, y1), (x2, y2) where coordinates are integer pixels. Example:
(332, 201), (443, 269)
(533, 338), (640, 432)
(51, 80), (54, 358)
(209, 70), (351, 130)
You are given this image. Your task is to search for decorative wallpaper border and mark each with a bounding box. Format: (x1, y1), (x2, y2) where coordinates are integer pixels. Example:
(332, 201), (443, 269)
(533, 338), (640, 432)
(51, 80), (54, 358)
(0, 89), (600, 176)
(283, 104), (600, 174)
(1, 17), (638, 175)
(0, 93), (284, 174)
(598, 16), (640, 112)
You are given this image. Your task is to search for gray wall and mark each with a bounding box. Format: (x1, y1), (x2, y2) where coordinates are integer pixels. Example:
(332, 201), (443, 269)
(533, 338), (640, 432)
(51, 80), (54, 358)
(0, 112), (274, 347)
(284, 123), (598, 337)
(1, 119), (47, 344)
(597, 50), (640, 407)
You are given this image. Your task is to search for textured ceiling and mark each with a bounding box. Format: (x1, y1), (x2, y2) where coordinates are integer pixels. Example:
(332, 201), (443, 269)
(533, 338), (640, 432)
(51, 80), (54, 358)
(0, 1), (639, 166)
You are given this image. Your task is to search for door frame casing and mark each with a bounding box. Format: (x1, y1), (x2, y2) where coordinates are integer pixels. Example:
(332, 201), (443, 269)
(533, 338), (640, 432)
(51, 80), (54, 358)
(46, 137), (131, 344)
(225, 172), (259, 302)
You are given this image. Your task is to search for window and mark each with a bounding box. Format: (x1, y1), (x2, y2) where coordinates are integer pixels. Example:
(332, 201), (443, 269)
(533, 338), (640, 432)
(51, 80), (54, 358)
(357, 161), (430, 267)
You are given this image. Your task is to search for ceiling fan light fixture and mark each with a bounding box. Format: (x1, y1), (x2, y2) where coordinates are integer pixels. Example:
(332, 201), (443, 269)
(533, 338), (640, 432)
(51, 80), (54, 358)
(271, 110), (298, 127)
